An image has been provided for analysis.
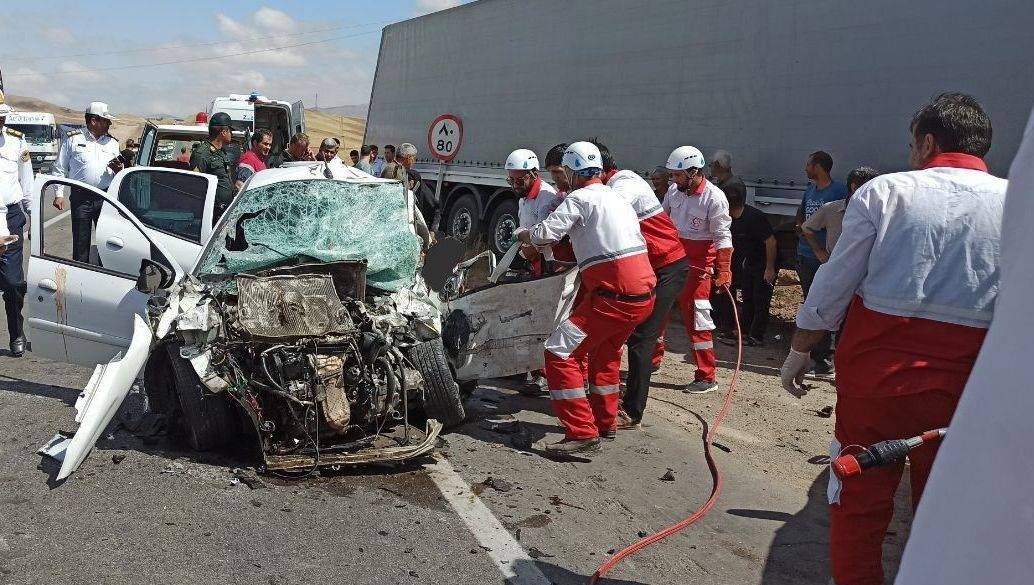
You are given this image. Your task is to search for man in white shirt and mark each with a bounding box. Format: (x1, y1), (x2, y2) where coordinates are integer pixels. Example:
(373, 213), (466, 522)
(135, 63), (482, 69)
(0, 92), (34, 357)
(779, 93), (1006, 585)
(53, 102), (123, 263)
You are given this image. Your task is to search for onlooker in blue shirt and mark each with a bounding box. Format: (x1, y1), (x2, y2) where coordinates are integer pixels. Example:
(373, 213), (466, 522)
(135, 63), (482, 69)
(794, 150), (847, 374)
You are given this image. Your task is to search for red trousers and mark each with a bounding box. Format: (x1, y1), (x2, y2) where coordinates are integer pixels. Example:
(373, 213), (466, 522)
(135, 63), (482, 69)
(829, 298), (986, 585)
(652, 242), (717, 380)
(544, 290), (654, 439)
(830, 391), (959, 585)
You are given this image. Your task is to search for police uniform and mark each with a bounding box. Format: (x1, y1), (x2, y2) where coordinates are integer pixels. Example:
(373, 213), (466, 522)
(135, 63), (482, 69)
(0, 110), (34, 356)
(53, 103), (122, 264)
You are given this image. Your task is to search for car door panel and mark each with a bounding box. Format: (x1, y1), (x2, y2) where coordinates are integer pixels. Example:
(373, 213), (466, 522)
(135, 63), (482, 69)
(99, 167), (213, 273)
(28, 174), (182, 367)
(445, 268), (579, 382)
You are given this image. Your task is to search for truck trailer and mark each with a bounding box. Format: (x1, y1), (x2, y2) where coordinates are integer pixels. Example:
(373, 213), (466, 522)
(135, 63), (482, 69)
(363, 0), (1034, 260)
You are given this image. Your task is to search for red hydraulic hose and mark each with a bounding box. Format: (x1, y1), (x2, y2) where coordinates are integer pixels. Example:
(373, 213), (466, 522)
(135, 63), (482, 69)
(589, 282), (743, 584)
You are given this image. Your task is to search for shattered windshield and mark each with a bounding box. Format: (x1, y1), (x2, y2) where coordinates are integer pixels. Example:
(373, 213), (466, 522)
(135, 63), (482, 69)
(197, 179), (421, 292)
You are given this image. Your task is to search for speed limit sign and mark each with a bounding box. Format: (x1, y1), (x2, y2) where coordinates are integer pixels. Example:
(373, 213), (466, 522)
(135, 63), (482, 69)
(427, 114), (463, 162)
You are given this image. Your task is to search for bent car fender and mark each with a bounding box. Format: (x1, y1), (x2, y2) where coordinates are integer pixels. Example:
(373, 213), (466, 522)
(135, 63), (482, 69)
(55, 315), (154, 481)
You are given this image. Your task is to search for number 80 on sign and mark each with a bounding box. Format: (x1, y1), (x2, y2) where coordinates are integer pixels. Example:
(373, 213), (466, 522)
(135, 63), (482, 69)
(427, 114), (463, 162)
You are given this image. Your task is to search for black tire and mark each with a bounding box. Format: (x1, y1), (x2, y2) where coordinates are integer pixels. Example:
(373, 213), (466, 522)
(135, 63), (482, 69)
(407, 338), (466, 427)
(165, 344), (238, 451)
(445, 194), (481, 247)
(487, 198), (519, 257)
(143, 346), (181, 423)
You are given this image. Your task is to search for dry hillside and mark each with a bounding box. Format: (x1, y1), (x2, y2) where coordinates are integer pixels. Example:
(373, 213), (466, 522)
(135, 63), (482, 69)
(7, 94), (365, 158)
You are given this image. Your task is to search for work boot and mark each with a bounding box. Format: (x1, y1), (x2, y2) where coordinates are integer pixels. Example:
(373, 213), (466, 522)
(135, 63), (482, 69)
(544, 437), (601, 459)
(518, 374), (548, 397)
(9, 336), (25, 358)
(616, 410), (640, 430)
(683, 380), (718, 395)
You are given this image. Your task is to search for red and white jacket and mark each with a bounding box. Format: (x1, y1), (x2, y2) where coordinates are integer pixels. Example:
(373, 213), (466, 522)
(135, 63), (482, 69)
(604, 170), (686, 269)
(662, 179), (733, 250)
(517, 177), (560, 228)
(525, 180), (655, 295)
(799, 153), (1006, 398)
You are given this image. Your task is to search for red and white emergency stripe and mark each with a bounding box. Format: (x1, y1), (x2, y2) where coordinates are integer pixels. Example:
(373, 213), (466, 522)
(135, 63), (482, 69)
(799, 153), (1006, 585)
(662, 179), (732, 382)
(523, 179), (656, 439)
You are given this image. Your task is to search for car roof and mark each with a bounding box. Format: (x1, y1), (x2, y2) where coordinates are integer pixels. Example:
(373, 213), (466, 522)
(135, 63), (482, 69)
(245, 162), (396, 189)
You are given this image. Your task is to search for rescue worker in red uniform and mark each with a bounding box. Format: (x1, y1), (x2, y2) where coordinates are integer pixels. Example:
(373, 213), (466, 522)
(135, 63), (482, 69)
(662, 146), (733, 394)
(516, 142), (656, 458)
(587, 141), (689, 429)
(506, 148), (560, 396)
(780, 93), (1007, 585)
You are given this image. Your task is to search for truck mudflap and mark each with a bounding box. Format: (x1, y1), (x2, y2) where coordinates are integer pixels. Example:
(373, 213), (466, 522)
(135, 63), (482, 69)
(262, 420), (443, 472)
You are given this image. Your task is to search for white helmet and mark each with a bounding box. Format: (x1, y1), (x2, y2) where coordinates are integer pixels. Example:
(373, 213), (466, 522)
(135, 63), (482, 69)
(665, 146), (706, 171)
(504, 148), (539, 171)
(562, 141), (603, 173)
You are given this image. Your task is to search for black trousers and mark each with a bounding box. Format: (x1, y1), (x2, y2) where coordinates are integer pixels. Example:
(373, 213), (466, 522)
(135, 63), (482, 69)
(797, 255), (832, 366)
(71, 191), (102, 264)
(1, 204), (26, 341)
(622, 258), (690, 422)
(738, 262), (774, 340)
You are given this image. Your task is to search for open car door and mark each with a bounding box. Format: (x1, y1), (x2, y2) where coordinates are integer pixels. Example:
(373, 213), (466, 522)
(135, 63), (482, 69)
(442, 245), (579, 382)
(28, 174), (183, 367)
(97, 167), (215, 273)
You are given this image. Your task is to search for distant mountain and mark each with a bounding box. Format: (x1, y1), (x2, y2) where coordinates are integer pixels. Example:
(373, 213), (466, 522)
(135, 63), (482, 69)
(314, 104), (369, 120)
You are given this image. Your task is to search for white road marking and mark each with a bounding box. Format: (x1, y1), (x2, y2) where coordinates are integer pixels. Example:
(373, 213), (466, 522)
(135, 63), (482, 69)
(426, 457), (552, 585)
(43, 210), (71, 229)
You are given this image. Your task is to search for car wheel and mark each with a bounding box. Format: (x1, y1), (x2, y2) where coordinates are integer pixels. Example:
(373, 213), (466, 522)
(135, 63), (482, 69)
(165, 344), (238, 451)
(143, 345), (182, 426)
(407, 338), (466, 427)
(445, 194), (481, 247)
(488, 198), (519, 257)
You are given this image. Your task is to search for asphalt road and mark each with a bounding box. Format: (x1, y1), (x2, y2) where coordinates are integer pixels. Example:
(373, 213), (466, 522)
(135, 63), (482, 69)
(0, 203), (908, 584)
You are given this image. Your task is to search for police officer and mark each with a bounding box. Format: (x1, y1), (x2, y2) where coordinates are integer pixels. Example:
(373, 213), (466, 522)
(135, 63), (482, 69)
(0, 92), (34, 357)
(53, 102), (123, 263)
(190, 111), (235, 218)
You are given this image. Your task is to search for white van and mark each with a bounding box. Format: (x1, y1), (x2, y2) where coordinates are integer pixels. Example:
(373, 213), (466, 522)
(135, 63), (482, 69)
(209, 93), (304, 161)
(6, 112), (58, 173)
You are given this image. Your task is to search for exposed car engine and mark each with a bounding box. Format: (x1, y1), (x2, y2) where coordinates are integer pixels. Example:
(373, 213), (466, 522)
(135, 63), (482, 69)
(151, 260), (449, 472)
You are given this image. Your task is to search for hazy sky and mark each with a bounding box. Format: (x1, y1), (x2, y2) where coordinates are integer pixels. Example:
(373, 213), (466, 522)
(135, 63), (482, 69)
(1, 0), (469, 116)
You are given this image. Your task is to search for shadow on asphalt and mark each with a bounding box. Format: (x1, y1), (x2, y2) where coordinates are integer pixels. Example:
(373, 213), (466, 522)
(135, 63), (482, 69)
(511, 559), (651, 585)
(0, 374), (78, 406)
(755, 470), (832, 584)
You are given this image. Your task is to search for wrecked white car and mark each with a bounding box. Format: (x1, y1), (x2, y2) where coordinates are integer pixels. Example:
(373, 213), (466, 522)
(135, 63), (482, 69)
(31, 165), (463, 479)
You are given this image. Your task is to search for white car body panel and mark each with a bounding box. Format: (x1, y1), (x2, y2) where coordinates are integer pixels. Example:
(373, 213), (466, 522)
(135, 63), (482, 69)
(28, 174), (184, 367)
(99, 167), (213, 272)
(446, 263), (579, 382)
(54, 315), (154, 480)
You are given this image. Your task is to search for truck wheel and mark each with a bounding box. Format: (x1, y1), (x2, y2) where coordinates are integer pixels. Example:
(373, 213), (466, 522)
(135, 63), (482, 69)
(165, 344), (238, 451)
(407, 338), (466, 427)
(445, 194), (481, 246)
(488, 199), (519, 257)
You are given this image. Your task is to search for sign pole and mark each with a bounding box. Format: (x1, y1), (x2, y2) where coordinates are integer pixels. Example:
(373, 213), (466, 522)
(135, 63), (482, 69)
(432, 160), (446, 232)
(426, 113), (464, 234)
